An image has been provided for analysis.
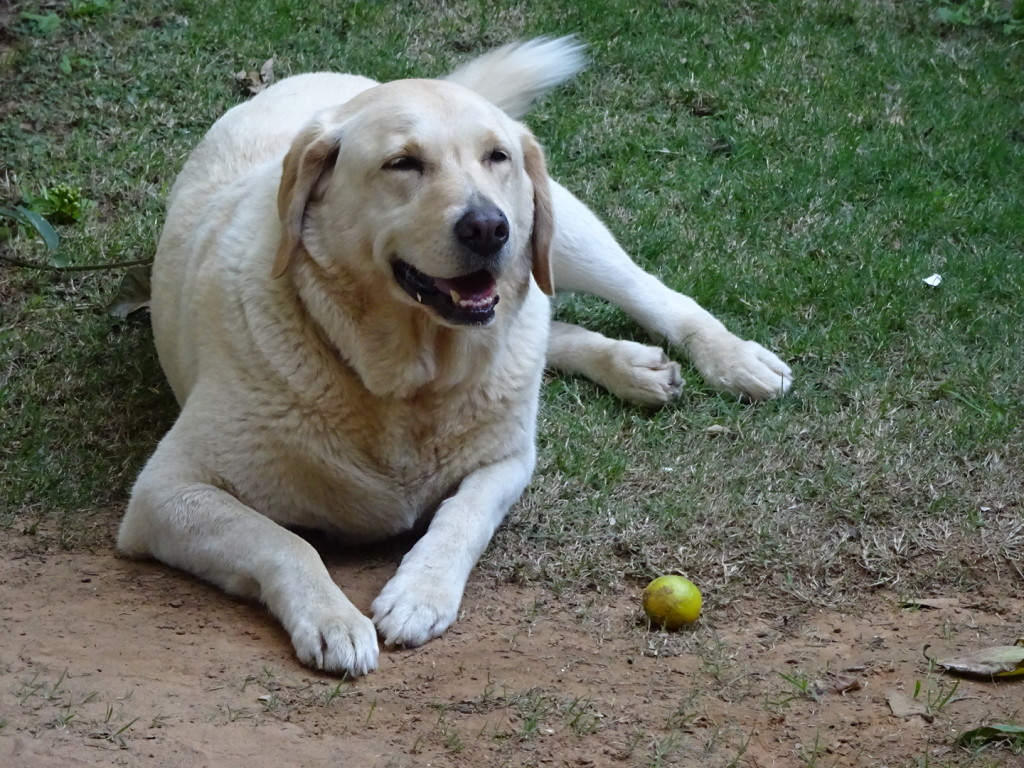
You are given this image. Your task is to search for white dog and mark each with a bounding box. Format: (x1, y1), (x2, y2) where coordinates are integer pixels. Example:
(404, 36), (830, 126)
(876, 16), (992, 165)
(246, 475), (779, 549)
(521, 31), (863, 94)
(118, 37), (791, 677)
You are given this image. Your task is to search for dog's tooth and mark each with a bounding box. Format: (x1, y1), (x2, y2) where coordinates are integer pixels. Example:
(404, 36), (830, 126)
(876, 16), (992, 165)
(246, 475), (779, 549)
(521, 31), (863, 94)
(416, 292), (423, 303)
(450, 289), (461, 304)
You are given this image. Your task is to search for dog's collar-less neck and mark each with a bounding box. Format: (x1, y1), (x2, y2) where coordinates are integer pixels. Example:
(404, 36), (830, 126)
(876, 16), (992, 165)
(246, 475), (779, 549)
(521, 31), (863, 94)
(286, 255), (502, 399)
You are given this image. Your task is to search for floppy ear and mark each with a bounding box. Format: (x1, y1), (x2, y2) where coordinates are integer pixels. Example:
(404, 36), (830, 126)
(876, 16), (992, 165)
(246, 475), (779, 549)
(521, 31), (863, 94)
(272, 121), (344, 278)
(521, 133), (555, 296)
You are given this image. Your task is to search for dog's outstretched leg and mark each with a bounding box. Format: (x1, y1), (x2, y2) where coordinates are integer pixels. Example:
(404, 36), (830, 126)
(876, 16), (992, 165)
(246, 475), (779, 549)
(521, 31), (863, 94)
(119, 436), (380, 677)
(546, 321), (683, 406)
(371, 451), (536, 648)
(546, 180), (792, 401)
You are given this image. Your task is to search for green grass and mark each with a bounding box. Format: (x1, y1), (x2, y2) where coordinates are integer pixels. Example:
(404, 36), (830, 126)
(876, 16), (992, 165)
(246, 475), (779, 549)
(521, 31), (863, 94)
(2, 0), (1022, 610)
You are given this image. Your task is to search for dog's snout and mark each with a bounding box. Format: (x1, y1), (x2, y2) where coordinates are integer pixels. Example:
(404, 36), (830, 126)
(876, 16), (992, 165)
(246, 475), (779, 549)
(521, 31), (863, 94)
(454, 206), (509, 258)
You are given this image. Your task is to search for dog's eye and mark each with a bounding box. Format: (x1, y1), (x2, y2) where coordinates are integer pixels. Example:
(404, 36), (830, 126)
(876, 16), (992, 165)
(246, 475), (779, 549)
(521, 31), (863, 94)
(486, 149), (510, 164)
(384, 156), (425, 173)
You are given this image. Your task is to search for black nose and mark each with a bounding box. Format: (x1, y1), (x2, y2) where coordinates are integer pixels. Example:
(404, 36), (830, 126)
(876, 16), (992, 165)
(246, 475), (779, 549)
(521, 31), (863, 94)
(454, 205), (509, 258)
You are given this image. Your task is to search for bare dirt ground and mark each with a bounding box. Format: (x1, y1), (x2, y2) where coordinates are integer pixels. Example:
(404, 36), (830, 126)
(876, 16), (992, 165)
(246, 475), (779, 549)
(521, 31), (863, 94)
(2, 523), (1022, 768)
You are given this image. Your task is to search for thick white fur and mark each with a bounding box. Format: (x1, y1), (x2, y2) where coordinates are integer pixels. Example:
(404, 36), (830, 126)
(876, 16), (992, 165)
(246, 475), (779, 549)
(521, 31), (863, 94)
(445, 36), (587, 119)
(119, 37), (792, 678)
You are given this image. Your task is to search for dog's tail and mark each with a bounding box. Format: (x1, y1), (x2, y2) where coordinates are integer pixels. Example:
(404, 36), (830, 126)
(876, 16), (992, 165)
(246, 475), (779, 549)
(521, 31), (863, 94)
(444, 35), (586, 119)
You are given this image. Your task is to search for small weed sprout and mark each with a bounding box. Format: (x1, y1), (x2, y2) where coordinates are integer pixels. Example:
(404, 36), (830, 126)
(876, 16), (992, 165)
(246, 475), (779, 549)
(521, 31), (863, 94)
(23, 184), (94, 226)
(258, 692), (279, 711)
(795, 730), (834, 767)
(49, 702), (76, 728)
(92, 716), (140, 748)
(649, 732), (686, 767)
(322, 678), (350, 706)
(515, 688), (556, 740)
(434, 710), (465, 754)
(17, 672), (44, 705)
(913, 676), (961, 717)
(779, 671), (821, 702)
(565, 694), (601, 736)
(220, 705), (253, 723)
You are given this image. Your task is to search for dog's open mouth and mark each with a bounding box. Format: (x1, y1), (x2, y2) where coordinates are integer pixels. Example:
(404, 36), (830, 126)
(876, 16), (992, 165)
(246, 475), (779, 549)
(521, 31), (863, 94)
(392, 260), (499, 326)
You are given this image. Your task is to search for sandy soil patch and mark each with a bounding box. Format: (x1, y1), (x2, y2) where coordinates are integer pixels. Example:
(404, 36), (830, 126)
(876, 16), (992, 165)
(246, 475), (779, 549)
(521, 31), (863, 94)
(1, 527), (1021, 767)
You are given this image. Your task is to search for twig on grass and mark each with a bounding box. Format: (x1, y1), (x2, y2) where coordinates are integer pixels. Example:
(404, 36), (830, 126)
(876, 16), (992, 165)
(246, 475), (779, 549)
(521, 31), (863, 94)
(0, 253), (153, 272)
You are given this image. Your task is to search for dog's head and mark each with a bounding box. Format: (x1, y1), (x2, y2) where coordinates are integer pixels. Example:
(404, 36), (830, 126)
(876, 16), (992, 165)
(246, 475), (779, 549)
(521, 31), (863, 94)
(274, 79), (554, 328)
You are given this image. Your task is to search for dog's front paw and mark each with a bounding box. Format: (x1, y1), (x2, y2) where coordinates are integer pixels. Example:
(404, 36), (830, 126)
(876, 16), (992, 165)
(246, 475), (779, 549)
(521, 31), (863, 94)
(600, 341), (683, 406)
(370, 573), (462, 648)
(701, 338), (793, 401)
(289, 602), (379, 677)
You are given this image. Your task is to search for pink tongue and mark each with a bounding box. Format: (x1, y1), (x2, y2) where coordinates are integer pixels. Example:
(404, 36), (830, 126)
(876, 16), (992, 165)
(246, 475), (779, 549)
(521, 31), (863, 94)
(434, 270), (496, 301)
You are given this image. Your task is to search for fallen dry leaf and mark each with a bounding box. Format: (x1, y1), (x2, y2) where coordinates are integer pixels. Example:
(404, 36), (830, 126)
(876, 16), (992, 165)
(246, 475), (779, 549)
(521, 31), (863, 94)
(235, 57), (275, 95)
(829, 675), (862, 694)
(933, 638), (1024, 678)
(887, 691), (934, 722)
(107, 265), (151, 319)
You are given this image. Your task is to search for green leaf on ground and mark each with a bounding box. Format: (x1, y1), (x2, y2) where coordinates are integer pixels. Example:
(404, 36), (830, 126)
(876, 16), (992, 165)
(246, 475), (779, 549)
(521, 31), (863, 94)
(956, 723), (1024, 748)
(19, 12), (62, 36)
(0, 205), (60, 251)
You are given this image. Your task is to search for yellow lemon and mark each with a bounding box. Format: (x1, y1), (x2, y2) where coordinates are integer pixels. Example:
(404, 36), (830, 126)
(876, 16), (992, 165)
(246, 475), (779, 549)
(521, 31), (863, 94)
(642, 575), (702, 629)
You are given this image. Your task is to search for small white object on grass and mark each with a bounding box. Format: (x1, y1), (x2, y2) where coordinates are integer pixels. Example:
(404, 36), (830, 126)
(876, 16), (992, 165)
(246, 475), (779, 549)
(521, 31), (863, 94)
(923, 273), (942, 287)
